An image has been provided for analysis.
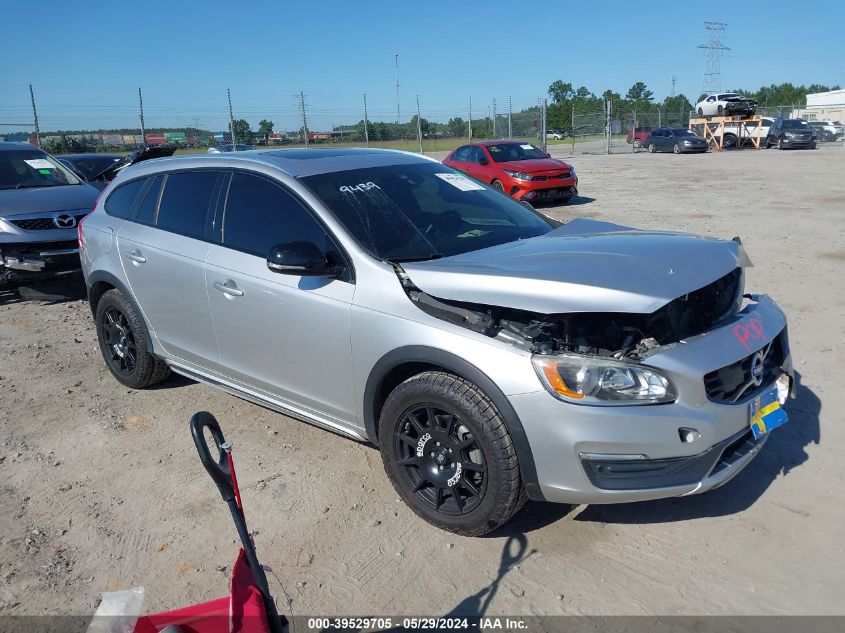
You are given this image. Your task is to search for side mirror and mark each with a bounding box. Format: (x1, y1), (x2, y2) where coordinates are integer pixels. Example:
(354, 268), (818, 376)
(546, 152), (551, 158)
(478, 157), (489, 165)
(266, 241), (343, 277)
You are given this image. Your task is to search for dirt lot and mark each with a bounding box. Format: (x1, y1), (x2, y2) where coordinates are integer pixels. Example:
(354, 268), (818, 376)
(1, 144), (843, 618)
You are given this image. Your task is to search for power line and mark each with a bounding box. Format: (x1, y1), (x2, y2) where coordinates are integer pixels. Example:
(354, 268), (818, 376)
(698, 22), (730, 94)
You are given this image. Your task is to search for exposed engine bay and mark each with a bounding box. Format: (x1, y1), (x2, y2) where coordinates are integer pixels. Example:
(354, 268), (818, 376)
(398, 267), (744, 359)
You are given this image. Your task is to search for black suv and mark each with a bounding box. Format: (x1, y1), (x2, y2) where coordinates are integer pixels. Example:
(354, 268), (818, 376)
(766, 119), (817, 150)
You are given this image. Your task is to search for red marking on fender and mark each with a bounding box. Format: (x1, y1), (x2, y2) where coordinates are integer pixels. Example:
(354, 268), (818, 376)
(733, 318), (764, 351)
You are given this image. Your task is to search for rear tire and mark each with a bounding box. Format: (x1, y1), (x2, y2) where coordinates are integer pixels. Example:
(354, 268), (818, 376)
(378, 371), (525, 536)
(95, 289), (170, 389)
(697, 108), (704, 117)
(632, 138), (642, 148)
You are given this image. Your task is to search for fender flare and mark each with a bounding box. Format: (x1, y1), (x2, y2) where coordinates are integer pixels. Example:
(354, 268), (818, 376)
(363, 345), (544, 500)
(86, 270), (155, 353)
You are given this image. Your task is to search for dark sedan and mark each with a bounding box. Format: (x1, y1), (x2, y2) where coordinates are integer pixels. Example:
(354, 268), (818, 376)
(645, 128), (708, 154)
(58, 153), (123, 183)
(766, 119), (816, 150)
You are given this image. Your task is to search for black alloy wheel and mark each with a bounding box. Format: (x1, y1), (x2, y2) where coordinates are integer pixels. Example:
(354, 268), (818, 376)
(95, 289), (170, 388)
(101, 307), (137, 377)
(394, 403), (487, 516)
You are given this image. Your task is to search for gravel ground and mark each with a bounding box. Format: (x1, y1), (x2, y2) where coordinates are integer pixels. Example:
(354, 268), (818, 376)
(1, 144), (843, 618)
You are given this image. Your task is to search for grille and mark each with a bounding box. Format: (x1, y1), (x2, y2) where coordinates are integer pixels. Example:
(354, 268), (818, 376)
(530, 172), (570, 182)
(704, 330), (785, 404)
(9, 213), (87, 231)
(11, 218), (55, 230)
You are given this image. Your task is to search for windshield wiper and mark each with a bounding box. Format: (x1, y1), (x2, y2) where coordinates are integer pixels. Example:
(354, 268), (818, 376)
(388, 253), (444, 263)
(15, 182), (59, 189)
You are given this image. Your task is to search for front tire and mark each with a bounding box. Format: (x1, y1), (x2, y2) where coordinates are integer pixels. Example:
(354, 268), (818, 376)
(673, 143), (681, 154)
(717, 105), (724, 116)
(647, 142), (656, 153)
(378, 371), (525, 536)
(491, 179), (505, 194)
(96, 289), (170, 389)
(697, 108), (704, 117)
(777, 138), (784, 150)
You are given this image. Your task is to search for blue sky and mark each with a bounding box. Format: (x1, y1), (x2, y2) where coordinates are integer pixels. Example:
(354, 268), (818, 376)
(1, 0), (843, 133)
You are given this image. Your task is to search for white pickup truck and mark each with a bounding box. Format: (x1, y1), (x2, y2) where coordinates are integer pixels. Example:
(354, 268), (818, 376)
(718, 117), (775, 148)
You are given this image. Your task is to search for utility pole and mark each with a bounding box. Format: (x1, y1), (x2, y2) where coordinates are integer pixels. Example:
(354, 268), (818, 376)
(227, 88), (236, 150)
(468, 96), (472, 141)
(488, 105), (492, 138)
(541, 98), (547, 153)
(363, 93), (369, 146)
(671, 76), (677, 97)
(508, 96), (512, 139)
(300, 91), (309, 148)
(492, 98), (497, 138)
(138, 87), (146, 146)
(29, 84), (40, 148)
(698, 22), (729, 93)
(416, 94), (423, 154)
(395, 54), (400, 124)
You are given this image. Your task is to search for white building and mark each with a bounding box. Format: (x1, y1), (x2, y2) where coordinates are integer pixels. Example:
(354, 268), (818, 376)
(793, 89), (845, 122)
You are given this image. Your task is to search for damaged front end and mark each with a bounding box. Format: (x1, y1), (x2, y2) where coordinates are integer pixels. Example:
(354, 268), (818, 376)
(396, 262), (746, 406)
(397, 265), (744, 360)
(0, 240), (82, 286)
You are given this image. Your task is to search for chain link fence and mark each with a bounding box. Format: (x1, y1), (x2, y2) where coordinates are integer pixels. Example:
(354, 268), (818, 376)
(2, 89), (825, 159)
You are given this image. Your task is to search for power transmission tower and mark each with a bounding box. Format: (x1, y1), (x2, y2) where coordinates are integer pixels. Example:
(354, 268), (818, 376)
(299, 91), (309, 148)
(227, 88), (236, 150)
(395, 54), (400, 124)
(29, 84), (40, 147)
(671, 76), (676, 97)
(138, 87), (146, 145)
(698, 22), (730, 94)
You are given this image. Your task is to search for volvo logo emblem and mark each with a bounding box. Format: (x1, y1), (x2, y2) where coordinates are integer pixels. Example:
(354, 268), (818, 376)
(53, 214), (77, 229)
(750, 350), (765, 387)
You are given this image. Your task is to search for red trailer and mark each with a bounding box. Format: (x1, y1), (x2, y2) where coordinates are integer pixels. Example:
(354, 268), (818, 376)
(145, 132), (167, 146)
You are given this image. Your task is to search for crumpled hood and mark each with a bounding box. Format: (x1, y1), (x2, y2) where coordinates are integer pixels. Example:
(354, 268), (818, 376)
(402, 218), (747, 314)
(0, 184), (99, 216)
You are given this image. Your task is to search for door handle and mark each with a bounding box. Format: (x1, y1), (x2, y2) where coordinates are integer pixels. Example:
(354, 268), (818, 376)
(125, 250), (146, 264)
(213, 280), (244, 297)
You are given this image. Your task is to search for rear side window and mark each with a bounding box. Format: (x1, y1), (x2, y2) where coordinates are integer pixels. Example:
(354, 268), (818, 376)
(155, 171), (220, 240)
(104, 179), (145, 218)
(221, 172), (333, 258)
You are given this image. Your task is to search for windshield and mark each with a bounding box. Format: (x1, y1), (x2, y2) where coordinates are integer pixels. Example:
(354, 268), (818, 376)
(300, 162), (554, 261)
(485, 143), (547, 163)
(0, 149), (83, 190)
(60, 155), (121, 180)
(783, 120), (810, 130)
(673, 129), (698, 137)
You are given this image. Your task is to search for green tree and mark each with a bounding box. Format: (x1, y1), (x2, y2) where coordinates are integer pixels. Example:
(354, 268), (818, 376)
(548, 80), (574, 105)
(231, 119), (251, 144)
(258, 119), (274, 141)
(626, 82), (654, 102)
(447, 116), (467, 138)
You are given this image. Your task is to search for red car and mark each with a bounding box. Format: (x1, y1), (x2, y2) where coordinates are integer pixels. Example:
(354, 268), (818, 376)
(626, 126), (654, 148)
(442, 141), (578, 204)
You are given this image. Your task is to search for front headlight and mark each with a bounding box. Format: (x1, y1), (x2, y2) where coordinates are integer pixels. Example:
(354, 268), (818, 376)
(503, 169), (534, 181)
(532, 354), (677, 406)
(784, 131), (794, 138)
(568, 165), (576, 176)
(683, 140), (692, 145)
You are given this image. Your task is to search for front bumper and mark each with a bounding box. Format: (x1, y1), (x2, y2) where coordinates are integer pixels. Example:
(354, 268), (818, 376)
(509, 176), (578, 202)
(508, 294), (793, 504)
(0, 240), (82, 284)
(780, 136), (816, 148)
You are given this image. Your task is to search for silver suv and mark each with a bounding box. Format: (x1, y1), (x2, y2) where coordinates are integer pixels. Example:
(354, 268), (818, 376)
(80, 148), (794, 535)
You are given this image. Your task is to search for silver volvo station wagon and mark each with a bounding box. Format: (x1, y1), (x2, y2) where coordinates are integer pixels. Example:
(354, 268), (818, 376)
(80, 148), (794, 535)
